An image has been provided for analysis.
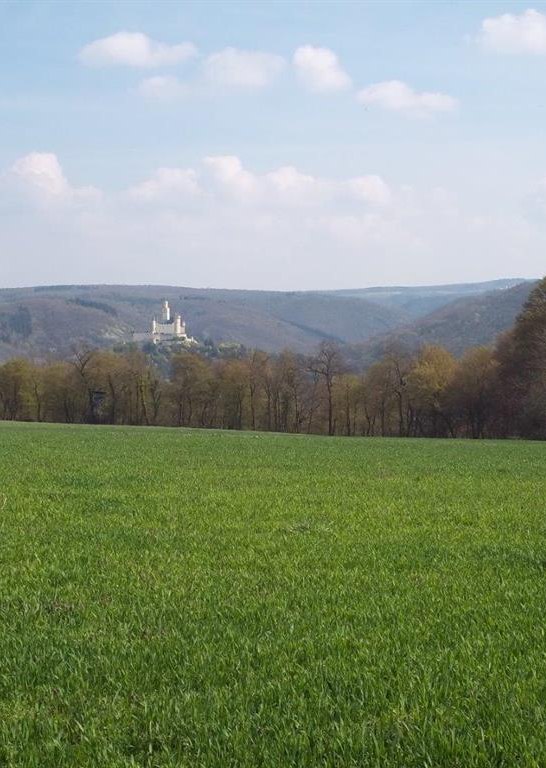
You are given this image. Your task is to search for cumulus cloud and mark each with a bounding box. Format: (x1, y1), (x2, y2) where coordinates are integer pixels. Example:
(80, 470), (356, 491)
(346, 175), (392, 206)
(357, 80), (458, 116)
(264, 165), (327, 205)
(5, 152), (542, 290)
(11, 152), (69, 196)
(128, 167), (201, 202)
(203, 48), (285, 88)
(9, 153), (100, 203)
(479, 8), (546, 54)
(293, 45), (352, 92)
(203, 155), (259, 199)
(78, 31), (197, 68)
(137, 76), (189, 102)
(200, 156), (393, 209)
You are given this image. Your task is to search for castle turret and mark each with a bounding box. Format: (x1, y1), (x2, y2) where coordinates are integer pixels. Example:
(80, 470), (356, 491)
(133, 299), (194, 345)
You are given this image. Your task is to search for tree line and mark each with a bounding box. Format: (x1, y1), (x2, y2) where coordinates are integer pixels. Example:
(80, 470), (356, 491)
(1, 277), (545, 439)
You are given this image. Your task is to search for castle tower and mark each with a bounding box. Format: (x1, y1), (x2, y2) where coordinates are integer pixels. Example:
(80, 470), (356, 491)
(161, 300), (170, 323)
(174, 314), (186, 337)
(133, 299), (194, 345)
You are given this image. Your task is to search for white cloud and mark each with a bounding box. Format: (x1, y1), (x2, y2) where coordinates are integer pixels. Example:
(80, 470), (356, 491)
(479, 8), (546, 54)
(293, 45), (352, 92)
(128, 167), (201, 202)
(11, 152), (69, 196)
(203, 48), (285, 88)
(137, 76), (189, 102)
(346, 175), (392, 206)
(203, 155), (259, 199)
(265, 165), (331, 206)
(130, 157), (392, 210)
(9, 152), (99, 203)
(357, 80), (458, 116)
(78, 32), (197, 68)
(5, 152), (543, 291)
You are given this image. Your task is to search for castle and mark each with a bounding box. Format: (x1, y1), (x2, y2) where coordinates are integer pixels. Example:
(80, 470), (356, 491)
(133, 300), (195, 345)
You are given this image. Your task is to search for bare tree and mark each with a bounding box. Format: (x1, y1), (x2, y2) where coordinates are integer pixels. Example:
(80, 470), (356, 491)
(308, 342), (345, 436)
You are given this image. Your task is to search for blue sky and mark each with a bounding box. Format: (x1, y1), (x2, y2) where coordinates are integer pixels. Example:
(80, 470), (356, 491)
(1, 1), (546, 289)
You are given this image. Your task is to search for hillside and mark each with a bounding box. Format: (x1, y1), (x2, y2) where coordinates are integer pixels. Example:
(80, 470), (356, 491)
(0, 285), (407, 361)
(349, 280), (535, 367)
(331, 278), (525, 319)
(0, 279), (534, 362)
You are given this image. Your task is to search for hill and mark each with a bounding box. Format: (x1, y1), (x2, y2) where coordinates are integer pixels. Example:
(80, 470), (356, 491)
(331, 278), (526, 319)
(0, 279), (534, 362)
(0, 284), (407, 361)
(349, 280), (535, 367)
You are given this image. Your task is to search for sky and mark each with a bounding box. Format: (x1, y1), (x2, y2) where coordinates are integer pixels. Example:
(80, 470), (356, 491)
(1, 0), (546, 290)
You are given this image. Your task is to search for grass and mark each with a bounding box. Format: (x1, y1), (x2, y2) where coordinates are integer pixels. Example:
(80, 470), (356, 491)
(0, 421), (545, 767)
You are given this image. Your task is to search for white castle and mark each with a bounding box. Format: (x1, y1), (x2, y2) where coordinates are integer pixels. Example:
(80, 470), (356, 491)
(133, 300), (195, 345)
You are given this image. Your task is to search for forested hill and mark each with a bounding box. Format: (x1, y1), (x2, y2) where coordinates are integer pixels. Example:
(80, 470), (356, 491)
(0, 279), (534, 363)
(348, 280), (535, 367)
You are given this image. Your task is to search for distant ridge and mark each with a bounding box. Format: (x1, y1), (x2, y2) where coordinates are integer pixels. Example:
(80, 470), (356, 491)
(346, 280), (535, 367)
(0, 279), (535, 364)
(325, 278), (528, 320)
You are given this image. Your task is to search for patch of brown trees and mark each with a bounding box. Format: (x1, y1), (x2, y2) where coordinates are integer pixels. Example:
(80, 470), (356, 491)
(1, 277), (545, 439)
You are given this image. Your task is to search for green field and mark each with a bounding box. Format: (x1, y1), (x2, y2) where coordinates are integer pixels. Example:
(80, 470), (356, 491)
(0, 422), (545, 767)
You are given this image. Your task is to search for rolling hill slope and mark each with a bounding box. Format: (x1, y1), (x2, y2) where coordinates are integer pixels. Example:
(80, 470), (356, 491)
(0, 279), (535, 362)
(330, 278), (525, 319)
(0, 284), (407, 360)
(348, 280), (535, 367)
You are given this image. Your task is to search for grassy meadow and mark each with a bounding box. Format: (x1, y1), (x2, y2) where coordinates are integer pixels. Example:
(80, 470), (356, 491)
(0, 421), (545, 767)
